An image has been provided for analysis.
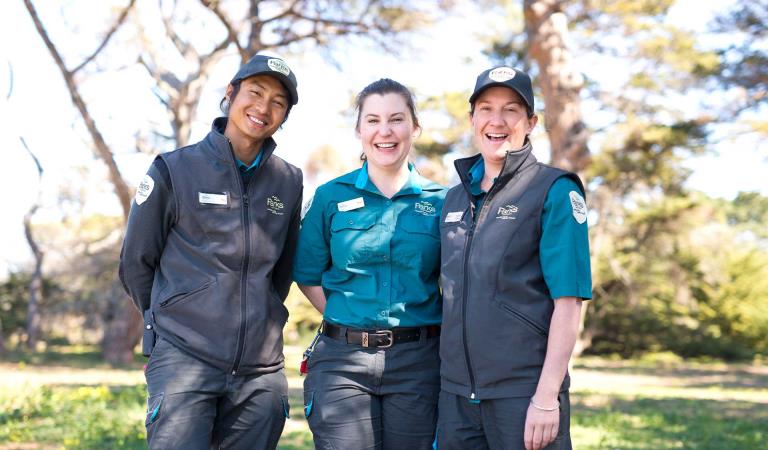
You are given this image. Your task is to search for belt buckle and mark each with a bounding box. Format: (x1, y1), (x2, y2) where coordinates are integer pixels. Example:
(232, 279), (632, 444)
(375, 330), (394, 348)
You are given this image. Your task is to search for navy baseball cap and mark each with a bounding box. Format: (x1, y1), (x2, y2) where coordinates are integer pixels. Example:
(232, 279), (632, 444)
(231, 55), (298, 105)
(469, 66), (533, 113)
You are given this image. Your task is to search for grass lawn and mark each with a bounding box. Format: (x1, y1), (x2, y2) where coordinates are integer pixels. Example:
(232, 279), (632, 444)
(1, 347), (766, 449)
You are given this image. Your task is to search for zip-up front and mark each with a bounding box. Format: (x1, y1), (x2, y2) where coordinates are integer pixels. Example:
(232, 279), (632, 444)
(128, 118), (303, 376)
(460, 225), (476, 399)
(439, 143), (584, 399)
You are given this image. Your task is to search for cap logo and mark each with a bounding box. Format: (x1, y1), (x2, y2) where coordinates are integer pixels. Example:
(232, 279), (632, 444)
(488, 67), (516, 82)
(267, 58), (291, 76)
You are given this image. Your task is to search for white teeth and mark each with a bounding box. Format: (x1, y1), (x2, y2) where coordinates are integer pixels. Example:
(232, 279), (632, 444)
(487, 133), (508, 138)
(375, 143), (396, 148)
(248, 115), (265, 126)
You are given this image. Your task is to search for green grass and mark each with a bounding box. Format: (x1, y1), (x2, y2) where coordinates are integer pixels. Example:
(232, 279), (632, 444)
(1, 348), (766, 449)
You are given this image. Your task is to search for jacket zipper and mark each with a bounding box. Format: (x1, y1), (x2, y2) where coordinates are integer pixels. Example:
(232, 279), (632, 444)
(460, 172), (499, 400)
(461, 223), (478, 399)
(229, 140), (250, 376)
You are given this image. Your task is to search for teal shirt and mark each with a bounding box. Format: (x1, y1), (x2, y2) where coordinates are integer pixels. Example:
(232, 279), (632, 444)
(467, 158), (592, 299)
(293, 163), (447, 328)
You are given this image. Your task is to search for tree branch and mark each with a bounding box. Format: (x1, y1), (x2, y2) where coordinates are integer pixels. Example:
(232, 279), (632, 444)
(24, 0), (133, 219)
(71, 0), (137, 74)
(200, 0), (244, 57)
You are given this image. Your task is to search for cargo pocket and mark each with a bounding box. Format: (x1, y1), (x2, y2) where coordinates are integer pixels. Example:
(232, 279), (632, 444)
(145, 393), (163, 428)
(303, 391), (314, 418)
(280, 394), (291, 419)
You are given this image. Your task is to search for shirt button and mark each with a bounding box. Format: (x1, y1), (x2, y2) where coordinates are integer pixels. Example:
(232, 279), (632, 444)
(380, 310), (387, 316)
(383, 281), (389, 287)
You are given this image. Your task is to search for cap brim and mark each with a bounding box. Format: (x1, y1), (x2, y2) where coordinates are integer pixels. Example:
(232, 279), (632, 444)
(469, 82), (531, 111)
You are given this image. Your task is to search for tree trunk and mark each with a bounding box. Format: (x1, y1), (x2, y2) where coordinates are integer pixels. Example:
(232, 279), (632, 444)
(24, 0), (140, 365)
(524, 0), (591, 176)
(524, 0), (592, 355)
(23, 212), (44, 351)
(101, 280), (142, 365)
(20, 138), (45, 352)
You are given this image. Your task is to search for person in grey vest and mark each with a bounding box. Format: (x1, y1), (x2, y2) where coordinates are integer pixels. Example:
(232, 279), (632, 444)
(436, 66), (592, 450)
(119, 54), (303, 450)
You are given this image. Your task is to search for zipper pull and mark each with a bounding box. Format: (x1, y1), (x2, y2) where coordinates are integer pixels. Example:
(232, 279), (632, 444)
(243, 194), (249, 207)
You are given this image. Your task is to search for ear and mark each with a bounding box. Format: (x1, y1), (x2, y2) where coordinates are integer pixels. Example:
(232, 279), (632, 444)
(527, 114), (538, 134)
(225, 84), (234, 101)
(413, 125), (422, 139)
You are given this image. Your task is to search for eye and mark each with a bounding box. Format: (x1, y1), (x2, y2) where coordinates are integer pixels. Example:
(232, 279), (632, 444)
(392, 117), (404, 123)
(273, 99), (285, 108)
(367, 118), (379, 124)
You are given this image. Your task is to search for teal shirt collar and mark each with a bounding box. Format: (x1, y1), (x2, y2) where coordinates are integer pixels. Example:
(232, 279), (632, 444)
(468, 158), (493, 196)
(348, 162), (438, 197)
(236, 149), (263, 172)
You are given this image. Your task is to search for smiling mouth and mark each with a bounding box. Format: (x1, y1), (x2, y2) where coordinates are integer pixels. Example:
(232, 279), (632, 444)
(486, 133), (508, 142)
(247, 114), (266, 127)
(374, 143), (397, 149)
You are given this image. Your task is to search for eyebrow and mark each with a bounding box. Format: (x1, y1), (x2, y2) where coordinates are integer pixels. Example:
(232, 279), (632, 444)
(250, 81), (288, 101)
(364, 112), (406, 118)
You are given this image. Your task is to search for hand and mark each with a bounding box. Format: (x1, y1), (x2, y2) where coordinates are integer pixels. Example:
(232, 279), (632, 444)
(524, 400), (560, 450)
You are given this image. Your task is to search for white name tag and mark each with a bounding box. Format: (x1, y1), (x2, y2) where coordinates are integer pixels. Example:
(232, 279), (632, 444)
(198, 192), (228, 205)
(445, 211), (464, 223)
(338, 197), (365, 212)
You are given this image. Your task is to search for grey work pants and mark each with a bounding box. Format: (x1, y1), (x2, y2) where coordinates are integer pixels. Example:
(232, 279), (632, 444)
(144, 338), (289, 450)
(303, 334), (440, 450)
(436, 390), (572, 450)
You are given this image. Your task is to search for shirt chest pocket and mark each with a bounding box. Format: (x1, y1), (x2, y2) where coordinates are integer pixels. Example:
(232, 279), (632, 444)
(329, 210), (378, 265)
(395, 214), (440, 271)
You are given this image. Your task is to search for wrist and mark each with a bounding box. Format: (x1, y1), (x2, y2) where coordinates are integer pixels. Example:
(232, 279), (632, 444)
(529, 398), (560, 412)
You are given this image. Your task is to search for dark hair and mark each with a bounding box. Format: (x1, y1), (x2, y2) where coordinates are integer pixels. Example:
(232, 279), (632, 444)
(219, 79), (292, 125)
(355, 78), (420, 132)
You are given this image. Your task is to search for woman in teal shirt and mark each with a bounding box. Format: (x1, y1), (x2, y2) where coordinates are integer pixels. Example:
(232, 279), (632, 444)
(293, 78), (446, 450)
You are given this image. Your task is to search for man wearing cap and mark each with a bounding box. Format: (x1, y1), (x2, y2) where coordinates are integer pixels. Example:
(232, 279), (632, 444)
(119, 54), (302, 449)
(436, 66), (592, 450)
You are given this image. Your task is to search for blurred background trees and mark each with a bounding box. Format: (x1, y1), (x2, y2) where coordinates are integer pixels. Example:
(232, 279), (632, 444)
(3, 0), (766, 363)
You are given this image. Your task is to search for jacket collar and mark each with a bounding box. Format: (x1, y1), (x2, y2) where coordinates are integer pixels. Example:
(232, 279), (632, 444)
(454, 139), (537, 195)
(204, 117), (278, 167)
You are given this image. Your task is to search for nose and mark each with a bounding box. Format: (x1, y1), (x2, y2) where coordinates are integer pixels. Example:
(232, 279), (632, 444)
(379, 122), (393, 136)
(488, 110), (505, 126)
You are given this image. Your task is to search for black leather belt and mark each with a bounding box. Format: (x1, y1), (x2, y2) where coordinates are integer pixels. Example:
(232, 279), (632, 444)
(322, 321), (440, 348)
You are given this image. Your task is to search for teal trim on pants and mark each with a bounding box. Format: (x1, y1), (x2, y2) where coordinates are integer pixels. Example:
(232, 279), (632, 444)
(144, 338), (288, 450)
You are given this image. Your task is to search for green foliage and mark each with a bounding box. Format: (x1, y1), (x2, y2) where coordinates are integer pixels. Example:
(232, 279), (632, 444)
(0, 384), (146, 449)
(0, 272), (63, 349)
(587, 191), (768, 360)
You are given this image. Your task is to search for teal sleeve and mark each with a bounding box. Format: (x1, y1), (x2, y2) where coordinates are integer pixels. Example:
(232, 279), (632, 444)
(292, 187), (331, 285)
(540, 177), (593, 300)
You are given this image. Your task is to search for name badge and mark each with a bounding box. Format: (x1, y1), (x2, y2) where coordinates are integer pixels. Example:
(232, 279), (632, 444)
(338, 197), (365, 212)
(445, 211), (464, 223)
(198, 192), (228, 205)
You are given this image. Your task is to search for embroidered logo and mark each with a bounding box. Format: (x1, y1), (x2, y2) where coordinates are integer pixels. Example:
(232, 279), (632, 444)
(267, 195), (285, 215)
(414, 201), (437, 216)
(496, 204), (518, 220)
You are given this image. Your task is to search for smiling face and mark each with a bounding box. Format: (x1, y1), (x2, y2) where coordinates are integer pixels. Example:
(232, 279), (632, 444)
(224, 75), (289, 152)
(357, 93), (419, 172)
(471, 86), (537, 164)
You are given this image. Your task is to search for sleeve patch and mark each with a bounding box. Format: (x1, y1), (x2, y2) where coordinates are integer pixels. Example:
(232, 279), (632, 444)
(135, 174), (155, 205)
(569, 190), (587, 224)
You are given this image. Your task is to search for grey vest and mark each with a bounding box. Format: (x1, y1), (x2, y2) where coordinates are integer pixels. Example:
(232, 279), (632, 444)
(151, 121), (302, 375)
(439, 143), (583, 399)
